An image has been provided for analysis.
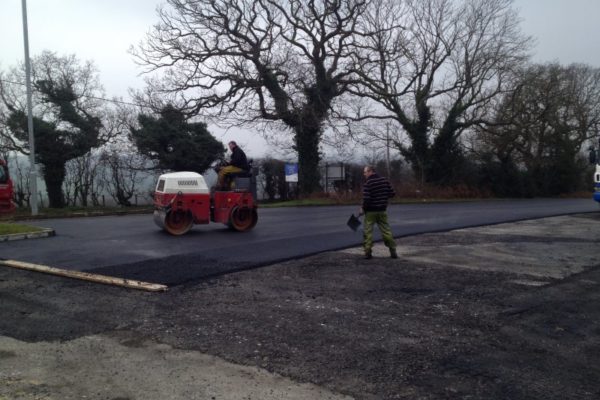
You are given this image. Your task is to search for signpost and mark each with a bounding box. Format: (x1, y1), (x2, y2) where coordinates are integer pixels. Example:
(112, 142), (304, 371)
(284, 163), (298, 200)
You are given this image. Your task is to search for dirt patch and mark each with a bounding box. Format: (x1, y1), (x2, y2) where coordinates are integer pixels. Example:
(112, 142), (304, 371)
(384, 214), (600, 280)
(0, 335), (350, 400)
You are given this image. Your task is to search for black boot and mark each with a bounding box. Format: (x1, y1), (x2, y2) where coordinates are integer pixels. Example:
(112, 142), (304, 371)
(390, 248), (398, 259)
(365, 250), (372, 259)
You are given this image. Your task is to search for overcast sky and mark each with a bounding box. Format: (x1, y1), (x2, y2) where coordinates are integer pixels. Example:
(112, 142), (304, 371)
(1, 0), (600, 157)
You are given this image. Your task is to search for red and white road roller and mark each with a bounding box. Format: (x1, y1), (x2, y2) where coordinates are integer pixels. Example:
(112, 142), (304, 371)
(153, 171), (258, 235)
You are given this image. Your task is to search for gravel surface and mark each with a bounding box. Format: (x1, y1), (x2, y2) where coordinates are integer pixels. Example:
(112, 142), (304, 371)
(1, 214), (599, 399)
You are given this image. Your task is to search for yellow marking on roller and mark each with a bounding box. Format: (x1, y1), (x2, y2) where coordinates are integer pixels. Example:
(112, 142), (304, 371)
(0, 259), (168, 292)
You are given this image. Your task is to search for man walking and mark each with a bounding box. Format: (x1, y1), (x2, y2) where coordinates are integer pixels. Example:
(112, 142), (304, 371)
(359, 165), (397, 259)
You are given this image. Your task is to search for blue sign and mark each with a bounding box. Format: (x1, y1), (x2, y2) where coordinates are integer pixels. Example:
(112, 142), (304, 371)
(285, 163), (298, 182)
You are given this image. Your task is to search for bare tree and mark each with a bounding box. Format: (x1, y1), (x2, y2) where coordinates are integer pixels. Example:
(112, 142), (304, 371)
(476, 63), (600, 195)
(133, 0), (372, 195)
(350, 0), (532, 185)
(9, 155), (32, 208)
(99, 145), (147, 207)
(63, 152), (103, 206)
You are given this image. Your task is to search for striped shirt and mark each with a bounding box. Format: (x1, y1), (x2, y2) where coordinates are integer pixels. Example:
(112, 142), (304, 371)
(362, 173), (395, 212)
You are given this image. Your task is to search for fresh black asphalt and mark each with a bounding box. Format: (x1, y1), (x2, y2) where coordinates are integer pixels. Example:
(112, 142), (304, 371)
(0, 199), (597, 285)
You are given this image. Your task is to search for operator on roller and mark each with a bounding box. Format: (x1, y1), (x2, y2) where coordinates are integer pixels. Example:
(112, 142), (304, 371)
(217, 140), (250, 190)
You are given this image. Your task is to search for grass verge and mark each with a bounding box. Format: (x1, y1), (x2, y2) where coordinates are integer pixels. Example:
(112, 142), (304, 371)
(258, 197), (487, 208)
(260, 198), (343, 207)
(0, 223), (45, 235)
(3, 206), (153, 221)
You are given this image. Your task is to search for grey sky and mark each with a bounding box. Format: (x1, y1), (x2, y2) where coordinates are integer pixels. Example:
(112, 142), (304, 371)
(1, 0), (600, 156)
(513, 0), (600, 67)
(0, 0), (160, 98)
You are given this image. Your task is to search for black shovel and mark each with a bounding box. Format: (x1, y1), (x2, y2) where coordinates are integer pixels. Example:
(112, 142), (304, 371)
(347, 213), (362, 232)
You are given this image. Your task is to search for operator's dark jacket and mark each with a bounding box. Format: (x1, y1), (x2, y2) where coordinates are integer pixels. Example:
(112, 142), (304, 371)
(362, 173), (395, 212)
(230, 146), (249, 171)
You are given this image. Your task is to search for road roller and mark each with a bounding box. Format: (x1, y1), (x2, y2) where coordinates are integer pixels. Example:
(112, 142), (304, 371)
(153, 171), (258, 235)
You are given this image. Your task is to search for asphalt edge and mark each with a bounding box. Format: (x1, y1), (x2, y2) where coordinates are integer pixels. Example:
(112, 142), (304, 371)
(0, 228), (55, 242)
(175, 211), (600, 286)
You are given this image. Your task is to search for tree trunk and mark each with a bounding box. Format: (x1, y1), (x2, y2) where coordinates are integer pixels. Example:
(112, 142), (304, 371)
(406, 127), (429, 186)
(42, 162), (66, 208)
(427, 107), (464, 185)
(397, 127), (428, 186)
(295, 126), (322, 196)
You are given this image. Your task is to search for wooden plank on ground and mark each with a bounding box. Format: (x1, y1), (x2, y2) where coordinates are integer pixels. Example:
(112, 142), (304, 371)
(0, 259), (168, 292)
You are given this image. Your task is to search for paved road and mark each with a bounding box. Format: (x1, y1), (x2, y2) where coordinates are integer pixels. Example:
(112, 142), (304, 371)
(1, 199), (597, 285)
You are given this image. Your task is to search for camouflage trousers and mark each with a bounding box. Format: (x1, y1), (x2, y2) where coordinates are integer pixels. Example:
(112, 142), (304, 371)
(363, 211), (396, 253)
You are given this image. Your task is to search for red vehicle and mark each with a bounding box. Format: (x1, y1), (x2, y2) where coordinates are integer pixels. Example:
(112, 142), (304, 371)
(153, 171), (258, 235)
(0, 159), (16, 214)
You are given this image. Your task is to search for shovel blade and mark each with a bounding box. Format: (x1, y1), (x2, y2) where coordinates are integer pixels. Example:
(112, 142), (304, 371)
(347, 214), (361, 231)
